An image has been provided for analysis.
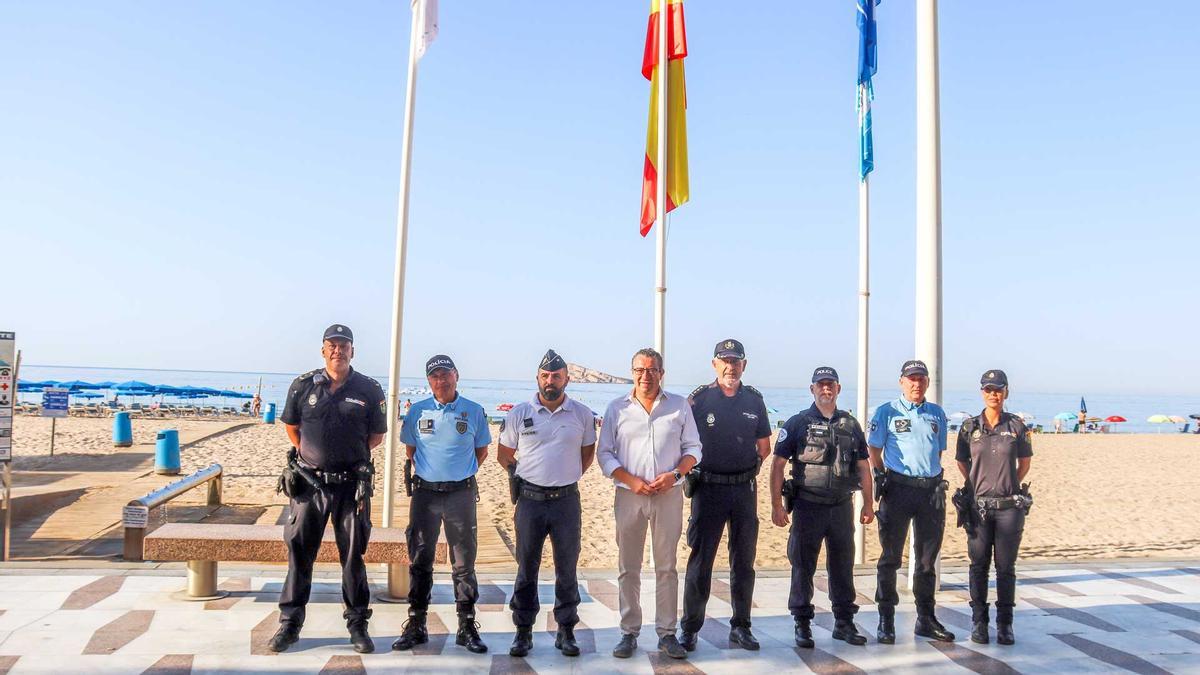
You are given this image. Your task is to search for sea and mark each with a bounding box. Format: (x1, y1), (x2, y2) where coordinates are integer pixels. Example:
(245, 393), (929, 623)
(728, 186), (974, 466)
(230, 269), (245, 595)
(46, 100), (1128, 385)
(15, 365), (1200, 435)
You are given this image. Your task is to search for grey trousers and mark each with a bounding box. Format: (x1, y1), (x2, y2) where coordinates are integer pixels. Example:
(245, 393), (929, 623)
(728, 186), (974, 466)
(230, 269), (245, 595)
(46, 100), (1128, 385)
(614, 485), (684, 637)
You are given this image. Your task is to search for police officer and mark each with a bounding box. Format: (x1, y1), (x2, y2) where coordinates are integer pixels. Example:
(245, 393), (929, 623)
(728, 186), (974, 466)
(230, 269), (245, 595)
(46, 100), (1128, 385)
(679, 339), (771, 652)
(391, 355), (492, 654)
(868, 359), (955, 643)
(271, 324), (386, 654)
(955, 370), (1032, 646)
(498, 349), (596, 658)
(770, 367), (874, 648)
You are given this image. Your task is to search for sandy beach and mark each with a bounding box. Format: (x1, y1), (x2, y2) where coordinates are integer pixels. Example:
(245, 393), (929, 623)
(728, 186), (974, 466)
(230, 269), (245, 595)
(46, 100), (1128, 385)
(11, 415), (1200, 568)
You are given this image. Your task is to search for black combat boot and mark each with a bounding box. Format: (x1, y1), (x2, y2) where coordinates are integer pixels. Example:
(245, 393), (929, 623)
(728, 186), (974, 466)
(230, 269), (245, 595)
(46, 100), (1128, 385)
(729, 626), (760, 650)
(832, 619), (867, 646)
(509, 625), (533, 657)
(679, 630), (698, 652)
(555, 625), (581, 657)
(348, 620), (374, 653)
(795, 619), (814, 649)
(456, 615), (488, 653)
(391, 611), (428, 651)
(971, 621), (989, 644)
(877, 615), (896, 644)
(997, 623), (1015, 645)
(268, 622), (301, 653)
(914, 615), (955, 642)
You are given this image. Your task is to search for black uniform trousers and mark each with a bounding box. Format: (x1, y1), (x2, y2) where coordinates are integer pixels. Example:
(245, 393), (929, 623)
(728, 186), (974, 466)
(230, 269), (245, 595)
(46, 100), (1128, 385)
(875, 482), (945, 619)
(788, 496), (859, 621)
(407, 486), (479, 615)
(681, 482), (758, 633)
(279, 482), (371, 627)
(968, 507), (1025, 624)
(509, 491), (582, 628)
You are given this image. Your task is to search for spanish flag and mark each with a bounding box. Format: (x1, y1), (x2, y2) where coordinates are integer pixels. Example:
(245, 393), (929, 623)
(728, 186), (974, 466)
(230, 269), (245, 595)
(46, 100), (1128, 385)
(640, 0), (689, 237)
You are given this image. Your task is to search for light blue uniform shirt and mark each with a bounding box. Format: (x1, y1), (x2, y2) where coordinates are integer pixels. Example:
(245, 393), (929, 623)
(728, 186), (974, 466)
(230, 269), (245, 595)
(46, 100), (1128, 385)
(401, 394), (492, 482)
(867, 397), (948, 478)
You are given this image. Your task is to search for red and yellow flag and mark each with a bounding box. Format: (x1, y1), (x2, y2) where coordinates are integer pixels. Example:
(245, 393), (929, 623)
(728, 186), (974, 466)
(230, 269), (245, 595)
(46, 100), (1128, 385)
(640, 0), (689, 237)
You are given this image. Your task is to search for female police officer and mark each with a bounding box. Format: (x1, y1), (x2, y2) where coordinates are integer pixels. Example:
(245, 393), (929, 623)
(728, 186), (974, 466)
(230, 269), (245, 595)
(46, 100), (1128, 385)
(955, 370), (1032, 646)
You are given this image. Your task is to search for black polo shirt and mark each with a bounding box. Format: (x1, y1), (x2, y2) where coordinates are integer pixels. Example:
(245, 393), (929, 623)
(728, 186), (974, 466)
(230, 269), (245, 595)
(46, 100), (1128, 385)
(955, 411), (1032, 498)
(774, 404), (868, 463)
(689, 381), (771, 474)
(281, 367), (387, 471)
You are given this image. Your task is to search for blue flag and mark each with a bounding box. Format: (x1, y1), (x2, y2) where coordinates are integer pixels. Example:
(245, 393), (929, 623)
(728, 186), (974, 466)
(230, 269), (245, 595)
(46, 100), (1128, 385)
(857, 0), (879, 181)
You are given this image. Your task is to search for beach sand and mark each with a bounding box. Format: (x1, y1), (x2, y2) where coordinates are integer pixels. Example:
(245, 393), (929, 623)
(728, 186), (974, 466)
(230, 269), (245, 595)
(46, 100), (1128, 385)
(12, 415), (1200, 568)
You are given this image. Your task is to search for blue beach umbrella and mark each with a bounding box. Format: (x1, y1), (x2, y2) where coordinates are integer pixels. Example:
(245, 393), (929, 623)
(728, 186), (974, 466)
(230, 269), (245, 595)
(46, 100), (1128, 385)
(71, 391), (104, 399)
(55, 380), (100, 391)
(113, 380), (156, 391)
(1054, 412), (1078, 421)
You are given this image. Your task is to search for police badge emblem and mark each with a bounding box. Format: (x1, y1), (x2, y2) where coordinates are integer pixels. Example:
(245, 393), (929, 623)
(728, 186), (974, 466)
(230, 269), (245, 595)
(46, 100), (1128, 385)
(307, 394), (318, 406)
(706, 412), (716, 426)
(971, 428), (982, 441)
(456, 420), (468, 434)
(777, 428), (788, 443)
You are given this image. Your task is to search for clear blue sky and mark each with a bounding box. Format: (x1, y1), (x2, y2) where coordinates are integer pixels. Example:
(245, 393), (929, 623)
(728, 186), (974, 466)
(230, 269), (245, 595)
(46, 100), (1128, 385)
(3, 2), (1196, 394)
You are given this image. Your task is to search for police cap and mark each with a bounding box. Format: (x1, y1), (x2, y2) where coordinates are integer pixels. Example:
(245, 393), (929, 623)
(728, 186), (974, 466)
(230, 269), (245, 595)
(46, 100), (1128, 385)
(425, 354), (456, 375)
(812, 366), (839, 383)
(714, 339), (746, 359)
(900, 359), (929, 377)
(539, 349), (567, 372)
(980, 369), (1009, 389)
(323, 324), (353, 343)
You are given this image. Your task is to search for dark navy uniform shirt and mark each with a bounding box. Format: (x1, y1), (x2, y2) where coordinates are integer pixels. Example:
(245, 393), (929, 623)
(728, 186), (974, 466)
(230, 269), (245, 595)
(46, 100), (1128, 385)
(955, 411), (1032, 498)
(689, 382), (771, 474)
(281, 367), (387, 472)
(774, 404), (869, 463)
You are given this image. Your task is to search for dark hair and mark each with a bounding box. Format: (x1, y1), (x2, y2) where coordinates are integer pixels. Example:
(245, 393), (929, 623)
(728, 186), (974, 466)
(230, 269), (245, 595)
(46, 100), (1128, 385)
(631, 347), (664, 370)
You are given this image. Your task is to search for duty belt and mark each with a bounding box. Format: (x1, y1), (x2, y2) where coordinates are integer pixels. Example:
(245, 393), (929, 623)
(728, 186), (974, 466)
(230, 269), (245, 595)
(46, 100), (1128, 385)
(699, 467), (758, 485)
(976, 496), (1020, 510)
(519, 482), (579, 501)
(412, 475), (477, 493)
(885, 470), (944, 489)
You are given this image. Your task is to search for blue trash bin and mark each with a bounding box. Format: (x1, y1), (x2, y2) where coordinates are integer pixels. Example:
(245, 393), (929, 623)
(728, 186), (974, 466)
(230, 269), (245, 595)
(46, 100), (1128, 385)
(112, 411), (133, 447)
(155, 429), (180, 475)
(264, 402), (277, 424)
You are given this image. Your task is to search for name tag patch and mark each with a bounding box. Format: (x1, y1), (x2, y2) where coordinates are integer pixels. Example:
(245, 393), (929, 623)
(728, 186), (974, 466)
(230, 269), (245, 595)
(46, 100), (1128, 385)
(894, 419), (912, 433)
(344, 397), (366, 407)
(419, 419), (435, 434)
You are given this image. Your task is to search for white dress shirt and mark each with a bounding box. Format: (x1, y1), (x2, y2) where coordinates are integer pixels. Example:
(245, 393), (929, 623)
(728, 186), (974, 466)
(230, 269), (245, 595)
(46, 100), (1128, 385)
(597, 389), (702, 488)
(498, 394), (596, 487)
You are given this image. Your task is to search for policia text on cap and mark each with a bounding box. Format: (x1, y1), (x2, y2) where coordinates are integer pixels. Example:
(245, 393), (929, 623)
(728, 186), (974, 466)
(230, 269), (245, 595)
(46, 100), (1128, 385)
(270, 324), (387, 654)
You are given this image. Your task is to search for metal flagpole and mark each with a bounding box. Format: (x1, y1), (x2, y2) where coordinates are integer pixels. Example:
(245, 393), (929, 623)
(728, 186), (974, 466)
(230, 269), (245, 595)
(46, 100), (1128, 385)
(653, 0), (669, 357)
(855, 170), (869, 565)
(382, 5), (423, 601)
(912, 0), (943, 590)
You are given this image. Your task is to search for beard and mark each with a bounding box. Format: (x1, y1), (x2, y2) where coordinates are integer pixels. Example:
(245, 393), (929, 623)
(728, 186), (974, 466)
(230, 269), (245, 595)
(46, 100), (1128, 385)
(540, 385), (563, 401)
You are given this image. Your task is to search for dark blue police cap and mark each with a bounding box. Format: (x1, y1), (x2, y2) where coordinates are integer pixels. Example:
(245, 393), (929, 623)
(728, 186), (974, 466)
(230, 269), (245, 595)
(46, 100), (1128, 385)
(323, 324), (353, 343)
(900, 359), (929, 377)
(812, 366), (839, 383)
(539, 349), (567, 372)
(425, 355), (456, 375)
(980, 369), (1008, 388)
(714, 339), (746, 359)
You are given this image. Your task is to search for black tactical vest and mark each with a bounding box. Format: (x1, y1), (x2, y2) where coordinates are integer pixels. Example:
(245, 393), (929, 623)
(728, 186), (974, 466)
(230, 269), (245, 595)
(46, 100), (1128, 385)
(792, 415), (863, 501)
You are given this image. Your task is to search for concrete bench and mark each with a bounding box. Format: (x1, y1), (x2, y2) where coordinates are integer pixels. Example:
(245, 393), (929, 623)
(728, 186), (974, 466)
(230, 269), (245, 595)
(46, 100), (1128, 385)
(144, 523), (448, 601)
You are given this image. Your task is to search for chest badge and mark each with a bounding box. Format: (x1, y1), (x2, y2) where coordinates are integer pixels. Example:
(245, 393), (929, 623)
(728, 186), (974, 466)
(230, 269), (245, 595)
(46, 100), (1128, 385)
(419, 419), (435, 434)
(307, 394), (318, 406)
(971, 429), (982, 441)
(894, 418), (912, 433)
(706, 413), (716, 426)
(456, 420), (468, 434)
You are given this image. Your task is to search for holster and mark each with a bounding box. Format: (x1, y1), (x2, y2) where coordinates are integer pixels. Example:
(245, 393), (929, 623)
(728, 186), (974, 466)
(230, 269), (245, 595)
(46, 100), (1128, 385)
(507, 463), (523, 504)
(952, 486), (977, 536)
(682, 469), (700, 498)
(1017, 481), (1034, 514)
(781, 478), (795, 512)
(277, 447), (318, 498)
(403, 459), (413, 497)
(872, 468), (888, 503)
(931, 480), (950, 510)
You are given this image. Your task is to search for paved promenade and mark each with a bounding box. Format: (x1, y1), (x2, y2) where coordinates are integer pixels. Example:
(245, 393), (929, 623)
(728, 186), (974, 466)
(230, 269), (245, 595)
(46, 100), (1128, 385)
(0, 561), (1197, 673)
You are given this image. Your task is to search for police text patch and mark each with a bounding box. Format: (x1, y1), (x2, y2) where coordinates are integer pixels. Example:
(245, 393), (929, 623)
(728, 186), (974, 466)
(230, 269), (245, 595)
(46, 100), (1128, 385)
(894, 419), (912, 433)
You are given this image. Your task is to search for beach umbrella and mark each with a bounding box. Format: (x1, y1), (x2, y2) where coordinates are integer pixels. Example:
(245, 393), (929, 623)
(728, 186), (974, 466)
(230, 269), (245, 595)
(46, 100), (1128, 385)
(71, 391), (104, 399)
(1190, 414), (1200, 421)
(55, 380), (101, 391)
(1015, 411), (1037, 423)
(17, 380), (50, 391)
(1168, 415), (1187, 424)
(1147, 415), (1172, 423)
(1054, 412), (1078, 421)
(1104, 415), (1127, 423)
(92, 381), (115, 388)
(113, 380), (155, 391)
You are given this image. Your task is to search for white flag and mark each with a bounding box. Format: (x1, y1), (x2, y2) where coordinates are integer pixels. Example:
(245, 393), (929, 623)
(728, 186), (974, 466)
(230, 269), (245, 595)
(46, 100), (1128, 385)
(412, 0), (438, 61)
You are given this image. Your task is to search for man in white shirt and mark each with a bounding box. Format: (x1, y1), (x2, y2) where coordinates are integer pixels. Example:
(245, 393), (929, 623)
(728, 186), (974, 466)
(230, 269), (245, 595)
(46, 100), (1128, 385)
(597, 347), (702, 660)
(497, 349), (596, 658)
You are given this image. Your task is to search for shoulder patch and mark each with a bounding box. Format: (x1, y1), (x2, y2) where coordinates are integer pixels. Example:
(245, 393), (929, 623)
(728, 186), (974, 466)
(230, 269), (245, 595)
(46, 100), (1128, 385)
(960, 417), (976, 435)
(742, 384), (763, 398)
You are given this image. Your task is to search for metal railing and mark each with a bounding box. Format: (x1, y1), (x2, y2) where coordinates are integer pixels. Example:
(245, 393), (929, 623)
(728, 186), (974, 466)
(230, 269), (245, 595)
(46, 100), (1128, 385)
(123, 463), (223, 561)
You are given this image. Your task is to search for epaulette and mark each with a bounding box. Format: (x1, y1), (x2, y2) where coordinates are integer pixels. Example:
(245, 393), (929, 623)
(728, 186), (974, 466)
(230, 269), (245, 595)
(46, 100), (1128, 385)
(296, 369), (321, 382)
(742, 384), (764, 398)
(689, 383), (715, 401)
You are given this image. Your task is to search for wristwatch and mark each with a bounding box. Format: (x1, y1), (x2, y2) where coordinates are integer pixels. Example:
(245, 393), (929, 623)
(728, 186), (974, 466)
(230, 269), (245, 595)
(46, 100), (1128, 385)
(672, 469), (683, 481)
